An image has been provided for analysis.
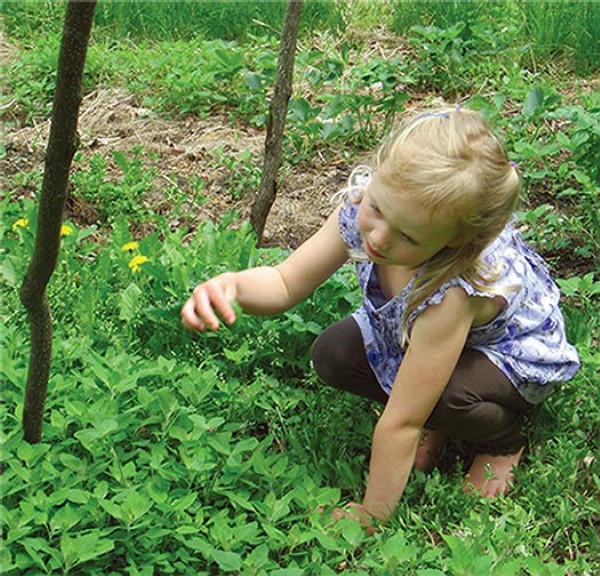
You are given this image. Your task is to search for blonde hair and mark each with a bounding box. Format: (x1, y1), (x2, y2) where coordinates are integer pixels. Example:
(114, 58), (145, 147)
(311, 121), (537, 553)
(354, 107), (520, 344)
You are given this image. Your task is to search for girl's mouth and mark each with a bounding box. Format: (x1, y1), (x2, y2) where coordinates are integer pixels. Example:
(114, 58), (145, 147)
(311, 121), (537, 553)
(365, 242), (385, 259)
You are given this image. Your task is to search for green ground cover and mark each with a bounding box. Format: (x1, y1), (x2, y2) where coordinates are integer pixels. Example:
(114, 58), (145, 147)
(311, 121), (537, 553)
(1, 1), (599, 574)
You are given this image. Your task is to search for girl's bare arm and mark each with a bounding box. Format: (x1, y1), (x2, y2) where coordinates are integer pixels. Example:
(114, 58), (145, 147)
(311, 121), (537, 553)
(361, 287), (477, 521)
(181, 207), (348, 331)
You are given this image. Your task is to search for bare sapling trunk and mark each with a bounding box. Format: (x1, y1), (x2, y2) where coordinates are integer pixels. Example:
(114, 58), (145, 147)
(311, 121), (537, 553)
(19, 0), (97, 443)
(250, 0), (303, 244)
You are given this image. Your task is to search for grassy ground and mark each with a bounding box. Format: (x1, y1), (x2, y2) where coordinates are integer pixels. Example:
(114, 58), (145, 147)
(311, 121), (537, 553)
(1, 2), (599, 575)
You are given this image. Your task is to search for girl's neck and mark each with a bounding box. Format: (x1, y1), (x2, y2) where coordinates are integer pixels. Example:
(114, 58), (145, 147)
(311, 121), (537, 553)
(376, 263), (417, 300)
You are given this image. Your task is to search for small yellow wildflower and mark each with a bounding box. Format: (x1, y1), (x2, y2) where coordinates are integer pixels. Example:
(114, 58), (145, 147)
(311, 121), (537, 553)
(128, 254), (149, 273)
(121, 241), (139, 252)
(12, 218), (29, 232)
(60, 224), (74, 237)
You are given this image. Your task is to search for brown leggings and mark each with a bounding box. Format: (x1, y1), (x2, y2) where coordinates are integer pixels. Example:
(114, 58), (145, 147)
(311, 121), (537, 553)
(311, 317), (533, 455)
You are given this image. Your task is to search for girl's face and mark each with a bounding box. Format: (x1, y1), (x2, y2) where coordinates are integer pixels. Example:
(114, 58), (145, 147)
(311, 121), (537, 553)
(357, 172), (459, 269)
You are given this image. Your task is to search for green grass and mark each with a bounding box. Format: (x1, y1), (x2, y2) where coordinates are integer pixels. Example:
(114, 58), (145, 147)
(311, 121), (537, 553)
(390, 0), (599, 75)
(0, 0), (345, 42)
(517, 0), (600, 74)
(1, 2), (599, 574)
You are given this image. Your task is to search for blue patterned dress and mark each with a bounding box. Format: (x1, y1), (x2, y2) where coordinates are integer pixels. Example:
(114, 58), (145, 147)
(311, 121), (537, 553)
(338, 200), (580, 404)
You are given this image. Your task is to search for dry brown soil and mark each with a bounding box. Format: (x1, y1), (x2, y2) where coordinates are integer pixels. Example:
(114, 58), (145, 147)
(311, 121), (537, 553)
(4, 86), (356, 249)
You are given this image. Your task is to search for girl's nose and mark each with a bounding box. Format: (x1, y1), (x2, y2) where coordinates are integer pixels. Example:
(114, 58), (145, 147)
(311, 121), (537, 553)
(370, 225), (391, 251)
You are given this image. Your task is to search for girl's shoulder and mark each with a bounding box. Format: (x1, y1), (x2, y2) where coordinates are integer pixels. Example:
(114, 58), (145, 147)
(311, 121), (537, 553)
(410, 222), (551, 326)
(479, 221), (555, 290)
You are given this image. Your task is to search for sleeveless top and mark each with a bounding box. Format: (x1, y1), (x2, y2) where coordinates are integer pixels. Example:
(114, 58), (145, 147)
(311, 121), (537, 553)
(338, 199), (580, 404)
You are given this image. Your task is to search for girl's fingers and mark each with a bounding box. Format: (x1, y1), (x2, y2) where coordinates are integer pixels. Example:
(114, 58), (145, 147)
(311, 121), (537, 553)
(194, 287), (221, 330)
(331, 503), (380, 535)
(181, 279), (237, 331)
(207, 284), (236, 326)
(181, 297), (207, 330)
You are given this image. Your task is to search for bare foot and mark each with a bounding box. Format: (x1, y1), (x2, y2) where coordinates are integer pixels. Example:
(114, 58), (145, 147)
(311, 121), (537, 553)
(464, 446), (525, 497)
(413, 429), (448, 472)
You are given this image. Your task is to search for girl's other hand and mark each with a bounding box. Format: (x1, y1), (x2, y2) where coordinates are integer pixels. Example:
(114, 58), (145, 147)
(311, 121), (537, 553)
(331, 502), (379, 535)
(181, 273), (238, 331)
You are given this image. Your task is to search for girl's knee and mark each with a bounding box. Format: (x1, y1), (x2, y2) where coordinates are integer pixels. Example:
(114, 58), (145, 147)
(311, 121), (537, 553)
(429, 384), (475, 423)
(311, 331), (341, 385)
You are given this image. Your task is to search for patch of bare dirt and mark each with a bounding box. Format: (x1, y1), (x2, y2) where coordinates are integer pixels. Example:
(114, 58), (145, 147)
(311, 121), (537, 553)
(3, 86), (353, 249)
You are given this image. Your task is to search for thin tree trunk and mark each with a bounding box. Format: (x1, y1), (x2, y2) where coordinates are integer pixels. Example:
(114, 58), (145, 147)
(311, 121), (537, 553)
(19, 0), (97, 443)
(250, 0), (303, 244)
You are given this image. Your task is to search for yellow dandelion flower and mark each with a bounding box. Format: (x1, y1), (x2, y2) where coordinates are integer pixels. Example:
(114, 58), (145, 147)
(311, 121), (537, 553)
(121, 241), (139, 252)
(128, 254), (149, 273)
(12, 218), (29, 231)
(60, 224), (74, 237)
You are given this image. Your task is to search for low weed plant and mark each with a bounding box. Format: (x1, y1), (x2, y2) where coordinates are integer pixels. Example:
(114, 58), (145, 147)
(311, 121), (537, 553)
(70, 148), (158, 227)
(2, 183), (599, 573)
(391, 0), (496, 35)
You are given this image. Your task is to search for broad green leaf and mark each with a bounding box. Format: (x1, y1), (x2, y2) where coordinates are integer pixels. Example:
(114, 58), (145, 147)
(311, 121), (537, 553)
(0, 256), (18, 286)
(340, 517), (364, 548)
(122, 489), (153, 522)
(172, 491), (197, 512)
(232, 437), (259, 455)
(381, 533), (418, 563)
(16, 441), (49, 464)
(523, 87), (545, 118)
(119, 282), (143, 321)
(60, 532), (115, 566)
(50, 504), (81, 533)
(64, 489), (91, 504)
(217, 489), (256, 512)
(211, 549), (243, 572)
(147, 476), (170, 504)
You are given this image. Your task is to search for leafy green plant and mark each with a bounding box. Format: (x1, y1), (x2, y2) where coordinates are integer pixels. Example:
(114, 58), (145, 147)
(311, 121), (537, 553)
(1, 34), (61, 124)
(319, 56), (412, 143)
(391, 0), (493, 35)
(507, 89), (599, 270)
(0, 0), (66, 39)
(70, 149), (157, 226)
(211, 147), (262, 201)
(556, 273), (600, 346)
(286, 53), (412, 158)
(408, 22), (474, 94)
(550, 99), (600, 185)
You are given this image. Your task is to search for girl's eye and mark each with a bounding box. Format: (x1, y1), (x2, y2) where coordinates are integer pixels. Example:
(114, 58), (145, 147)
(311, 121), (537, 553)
(370, 202), (381, 215)
(401, 232), (418, 245)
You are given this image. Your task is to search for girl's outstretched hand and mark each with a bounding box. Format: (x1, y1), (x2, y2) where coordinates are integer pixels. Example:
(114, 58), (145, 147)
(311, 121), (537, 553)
(181, 273), (238, 331)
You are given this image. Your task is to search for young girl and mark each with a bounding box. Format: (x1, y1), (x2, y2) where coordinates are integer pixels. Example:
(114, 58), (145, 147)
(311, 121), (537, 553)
(181, 107), (580, 526)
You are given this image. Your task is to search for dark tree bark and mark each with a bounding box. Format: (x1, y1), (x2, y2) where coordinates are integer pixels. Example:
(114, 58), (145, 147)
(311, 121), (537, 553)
(19, 0), (97, 443)
(250, 0), (303, 244)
